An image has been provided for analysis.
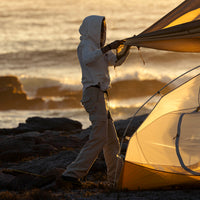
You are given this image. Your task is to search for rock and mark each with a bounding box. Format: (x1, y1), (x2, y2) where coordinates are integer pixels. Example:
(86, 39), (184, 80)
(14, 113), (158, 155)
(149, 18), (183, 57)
(36, 85), (81, 99)
(8, 150), (78, 175)
(36, 85), (82, 108)
(0, 117), (82, 134)
(47, 98), (81, 109)
(8, 174), (36, 191)
(0, 171), (15, 190)
(0, 131), (57, 163)
(0, 88), (27, 110)
(0, 116), (84, 164)
(26, 98), (45, 109)
(109, 79), (171, 99)
(7, 173), (56, 191)
(0, 76), (23, 93)
(24, 117), (82, 132)
(115, 114), (148, 137)
(0, 114), (148, 192)
(0, 129), (86, 164)
(0, 75), (82, 110)
(0, 76), (46, 110)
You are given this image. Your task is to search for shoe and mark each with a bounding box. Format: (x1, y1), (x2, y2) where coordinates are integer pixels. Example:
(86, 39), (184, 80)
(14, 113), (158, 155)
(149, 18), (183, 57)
(61, 175), (82, 187)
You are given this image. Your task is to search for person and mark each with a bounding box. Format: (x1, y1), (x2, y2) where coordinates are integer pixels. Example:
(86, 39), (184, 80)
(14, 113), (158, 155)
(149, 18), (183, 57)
(62, 15), (129, 187)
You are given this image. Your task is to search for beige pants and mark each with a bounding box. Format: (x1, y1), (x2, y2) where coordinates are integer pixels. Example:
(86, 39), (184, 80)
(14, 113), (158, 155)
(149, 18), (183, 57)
(63, 87), (123, 183)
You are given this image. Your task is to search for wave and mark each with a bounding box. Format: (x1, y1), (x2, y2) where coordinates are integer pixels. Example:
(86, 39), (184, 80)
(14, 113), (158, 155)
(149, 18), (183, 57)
(20, 77), (61, 96)
(20, 76), (81, 97)
(0, 49), (78, 69)
(19, 66), (200, 99)
(1, 48), (200, 70)
(1, 48), (199, 99)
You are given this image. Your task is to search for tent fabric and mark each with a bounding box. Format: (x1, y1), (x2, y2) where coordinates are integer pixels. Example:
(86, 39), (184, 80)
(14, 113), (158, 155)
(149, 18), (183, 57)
(120, 0), (200, 53)
(119, 74), (200, 190)
(126, 74), (200, 167)
(119, 161), (200, 190)
(118, 0), (200, 190)
(126, 111), (200, 168)
(137, 74), (200, 133)
(141, 0), (200, 33)
(125, 20), (200, 52)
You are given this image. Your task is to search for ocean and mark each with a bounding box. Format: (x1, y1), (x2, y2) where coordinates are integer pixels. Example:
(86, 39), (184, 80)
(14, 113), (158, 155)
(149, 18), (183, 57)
(0, 0), (200, 129)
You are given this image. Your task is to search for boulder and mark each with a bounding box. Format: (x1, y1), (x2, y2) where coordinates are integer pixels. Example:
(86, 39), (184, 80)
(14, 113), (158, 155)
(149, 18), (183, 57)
(0, 130), (86, 164)
(115, 114), (148, 137)
(36, 85), (81, 99)
(0, 76), (23, 93)
(23, 117), (82, 132)
(0, 117), (82, 134)
(0, 76), (82, 110)
(47, 98), (81, 109)
(0, 114), (147, 191)
(0, 76), (46, 110)
(109, 79), (171, 99)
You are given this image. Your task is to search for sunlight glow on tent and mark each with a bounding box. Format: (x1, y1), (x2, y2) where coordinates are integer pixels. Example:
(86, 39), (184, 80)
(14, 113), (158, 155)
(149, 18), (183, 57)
(118, 0), (200, 190)
(164, 8), (200, 28)
(118, 66), (200, 190)
(116, 0), (200, 55)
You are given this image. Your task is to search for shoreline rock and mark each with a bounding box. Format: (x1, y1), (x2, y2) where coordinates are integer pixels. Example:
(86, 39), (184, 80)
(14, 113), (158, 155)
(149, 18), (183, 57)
(0, 75), (171, 110)
(0, 116), (82, 134)
(0, 76), (45, 110)
(0, 76), (82, 110)
(35, 79), (170, 100)
(0, 115), (144, 191)
(0, 115), (199, 200)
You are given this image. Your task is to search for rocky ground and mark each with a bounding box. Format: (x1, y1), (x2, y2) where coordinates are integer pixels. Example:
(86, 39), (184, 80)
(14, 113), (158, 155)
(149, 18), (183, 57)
(0, 115), (200, 199)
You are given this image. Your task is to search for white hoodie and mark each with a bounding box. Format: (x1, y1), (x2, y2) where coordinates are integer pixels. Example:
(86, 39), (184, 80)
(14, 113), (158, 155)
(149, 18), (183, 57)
(77, 15), (128, 92)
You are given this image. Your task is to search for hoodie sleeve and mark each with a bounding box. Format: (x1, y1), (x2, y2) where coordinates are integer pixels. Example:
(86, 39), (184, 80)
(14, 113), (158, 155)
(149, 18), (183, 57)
(81, 41), (103, 65)
(105, 49), (130, 67)
(114, 50), (130, 66)
(105, 51), (117, 66)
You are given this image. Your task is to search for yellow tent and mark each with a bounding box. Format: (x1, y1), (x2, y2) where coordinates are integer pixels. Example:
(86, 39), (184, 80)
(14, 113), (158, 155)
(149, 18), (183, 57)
(118, 67), (200, 190)
(118, 0), (200, 190)
(117, 0), (200, 57)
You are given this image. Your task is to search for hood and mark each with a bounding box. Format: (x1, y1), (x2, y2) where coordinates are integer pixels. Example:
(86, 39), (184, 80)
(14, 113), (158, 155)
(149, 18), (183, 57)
(79, 15), (105, 47)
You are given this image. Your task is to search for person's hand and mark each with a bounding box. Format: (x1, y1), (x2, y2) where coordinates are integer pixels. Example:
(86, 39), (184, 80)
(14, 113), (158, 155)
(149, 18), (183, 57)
(101, 40), (124, 54)
(108, 40), (124, 49)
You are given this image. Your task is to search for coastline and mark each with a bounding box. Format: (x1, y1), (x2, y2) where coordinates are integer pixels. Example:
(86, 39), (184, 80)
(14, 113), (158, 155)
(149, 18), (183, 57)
(0, 75), (199, 199)
(0, 75), (167, 129)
